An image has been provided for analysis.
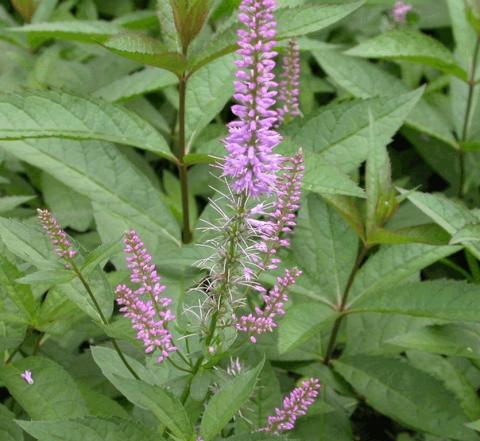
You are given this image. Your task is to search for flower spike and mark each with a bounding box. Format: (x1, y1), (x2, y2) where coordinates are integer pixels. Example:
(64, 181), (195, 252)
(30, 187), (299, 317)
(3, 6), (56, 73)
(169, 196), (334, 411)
(37, 209), (77, 260)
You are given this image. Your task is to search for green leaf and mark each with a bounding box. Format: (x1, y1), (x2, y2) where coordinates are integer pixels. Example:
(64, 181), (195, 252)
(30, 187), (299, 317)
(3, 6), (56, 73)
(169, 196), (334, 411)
(408, 351), (480, 421)
(276, 1), (364, 39)
(107, 374), (195, 441)
(18, 417), (160, 441)
(404, 190), (480, 259)
(0, 356), (88, 420)
(450, 223), (480, 244)
(190, 1), (363, 72)
(200, 360), (265, 441)
(12, 20), (122, 43)
(367, 224), (450, 246)
(93, 67), (178, 102)
(157, 0), (180, 51)
(349, 243), (459, 303)
(0, 91), (174, 160)
(0, 195), (35, 213)
(351, 280), (480, 322)
(77, 383), (129, 419)
(186, 54), (235, 147)
(278, 302), (337, 354)
(103, 33), (187, 76)
(388, 324), (480, 360)
(81, 240), (123, 274)
(16, 269), (75, 286)
(292, 194), (358, 304)
(333, 355), (478, 440)
(0, 404), (23, 441)
(345, 30), (468, 81)
(290, 89), (423, 173)
(42, 173), (93, 232)
(0, 139), (181, 250)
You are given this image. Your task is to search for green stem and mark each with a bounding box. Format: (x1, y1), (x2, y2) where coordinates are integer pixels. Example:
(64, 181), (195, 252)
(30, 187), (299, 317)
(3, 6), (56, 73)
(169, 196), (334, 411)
(324, 245), (368, 365)
(70, 261), (140, 380)
(177, 75), (193, 244)
(458, 36), (480, 198)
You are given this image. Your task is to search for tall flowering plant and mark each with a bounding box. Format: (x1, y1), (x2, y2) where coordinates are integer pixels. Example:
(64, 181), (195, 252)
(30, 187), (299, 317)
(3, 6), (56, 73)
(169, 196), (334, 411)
(30, 0), (318, 437)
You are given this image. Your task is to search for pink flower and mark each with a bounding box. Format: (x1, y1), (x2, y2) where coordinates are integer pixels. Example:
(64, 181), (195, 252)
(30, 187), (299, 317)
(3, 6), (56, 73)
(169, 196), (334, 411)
(261, 378), (320, 433)
(21, 370), (34, 385)
(116, 230), (176, 363)
(234, 268), (301, 342)
(392, 1), (412, 23)
(37, 209), (77, 260)
(223, 0), (282, 197)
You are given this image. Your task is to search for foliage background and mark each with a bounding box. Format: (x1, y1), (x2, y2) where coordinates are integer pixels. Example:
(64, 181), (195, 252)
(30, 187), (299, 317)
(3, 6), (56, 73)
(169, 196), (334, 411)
(1, 0), (480, 440)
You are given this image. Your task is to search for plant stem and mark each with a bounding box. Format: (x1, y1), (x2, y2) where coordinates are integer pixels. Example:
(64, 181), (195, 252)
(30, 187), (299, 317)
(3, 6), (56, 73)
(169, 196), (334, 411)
(324, 245), (368, 365)
(70, 261), (140, 380)
(458, 36), (480, 198)
(177, 75), (193, 244)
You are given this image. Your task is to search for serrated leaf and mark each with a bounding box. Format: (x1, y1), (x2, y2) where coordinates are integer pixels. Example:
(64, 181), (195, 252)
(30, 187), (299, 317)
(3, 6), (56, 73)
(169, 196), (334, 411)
(103, 33), (187, 75)
(93, 67), (178, 102)
(292, 194), (358, 304)
(408, 350), (480, 421)
(346, 30), (468, 81)
(290, 89), (423, 173)
(388, 324), (480, 360)
(349, 243), (459, 304)
(333, 355), (478, 440)
(18, 416), (160, 441)
(450, 224), (480, 244)
(278, 302), (337, 354)
(200, 360), (265, 441)
(186, 54), (235, 147)
(404, 190), (480, 259)
(107, 374), (195, 440)
(0, 139), (181, 250)
(0, 356), (88, 420)
(0, 91), (174, 160)
(12, 20), (122, 43)
(351, 280), (480, 322)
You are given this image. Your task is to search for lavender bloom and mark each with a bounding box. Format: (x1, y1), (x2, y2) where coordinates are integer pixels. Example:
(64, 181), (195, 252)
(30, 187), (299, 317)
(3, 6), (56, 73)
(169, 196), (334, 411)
(116, 230), (176, 363)
(254, 151), (304, 270)
(277, 39), (301, 124)
(37, 209), (77, 260)
(234, 268), (301, 343)
(21, 370), (34, 385)
(391, 0), (412, 23)
(261, 378), (320, 433)
(223, 0), (282, 197)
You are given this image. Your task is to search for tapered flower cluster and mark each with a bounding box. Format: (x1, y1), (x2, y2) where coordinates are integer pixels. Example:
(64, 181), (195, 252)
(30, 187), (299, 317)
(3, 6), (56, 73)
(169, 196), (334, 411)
(391, 0), (412, 23)
(261, 378), (320, 433)
(115, 230), (176, 363)
(37, 209), (77, 260)
(277, 39), (301, 124)
(223, 0), (282, 197)
(234, 268), (301, 342)
(255, 151), (304, 270)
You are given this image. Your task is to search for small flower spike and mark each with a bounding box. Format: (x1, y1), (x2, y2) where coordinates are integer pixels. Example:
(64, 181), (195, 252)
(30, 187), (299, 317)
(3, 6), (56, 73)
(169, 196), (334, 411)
(234, 268), (301, 342)
(223, 0), (282, 197)
(37, 209), (77, 260)
(261, 378), (320, 433)
(277, 39), (301, 124)
(21, 369), (34, 385)
(116, 230), (176, 363)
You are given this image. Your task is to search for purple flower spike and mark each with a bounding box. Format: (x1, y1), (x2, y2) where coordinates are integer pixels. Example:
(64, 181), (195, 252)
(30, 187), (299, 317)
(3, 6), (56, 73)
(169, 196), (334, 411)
(277, 39), (301, 124)
(116, 230), (176, 363)
(254, 151), (304, 270)
(21, 369), (34, 385)
(37, 209), (77, 260)
(392, 0), (412, 23)
(223, 0), (282, 197)
(234, 267), (301, 342)
(261, 378), (320, 433)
